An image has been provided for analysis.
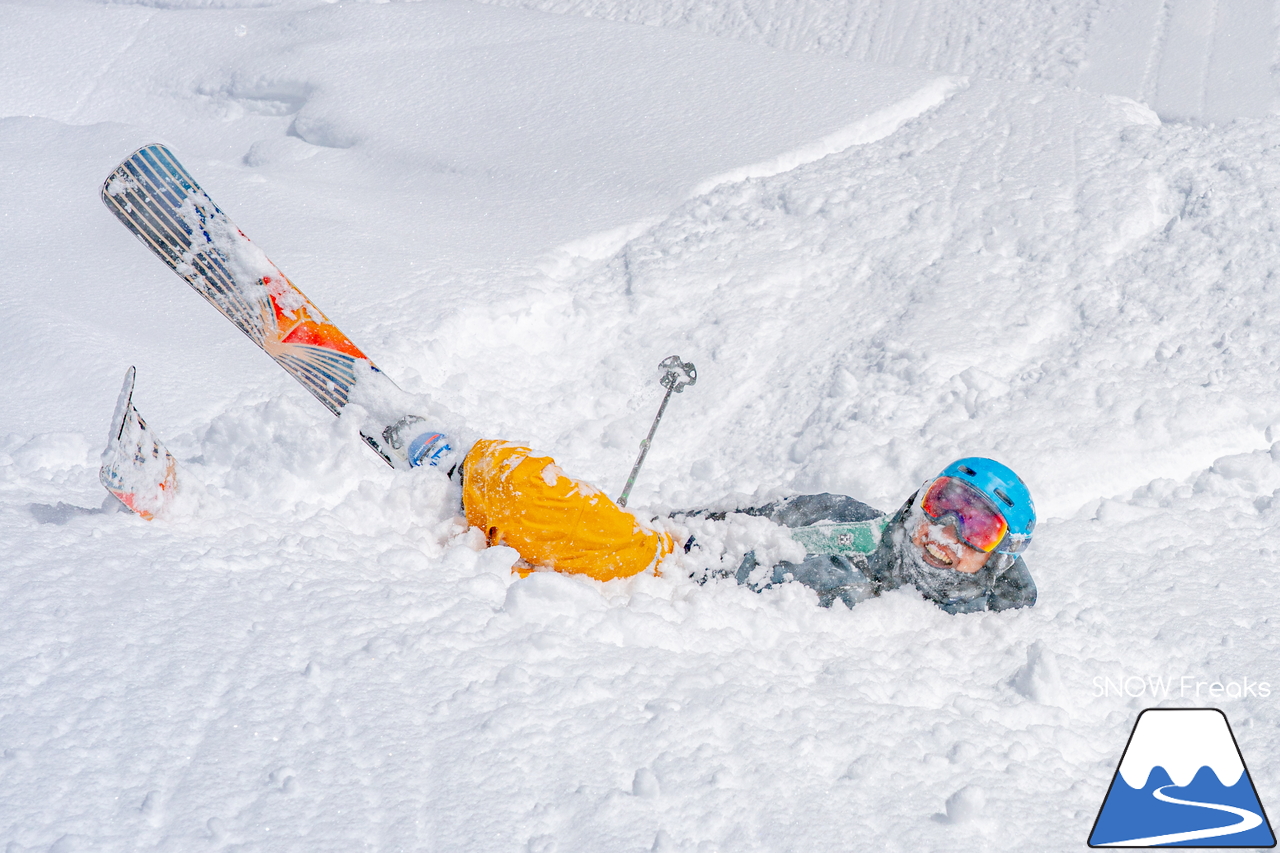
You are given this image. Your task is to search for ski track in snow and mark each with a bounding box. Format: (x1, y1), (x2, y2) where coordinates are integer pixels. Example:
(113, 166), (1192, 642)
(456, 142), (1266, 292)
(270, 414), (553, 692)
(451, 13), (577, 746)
(4, 0), (1280, 851)
(483, 0), (1280, 122)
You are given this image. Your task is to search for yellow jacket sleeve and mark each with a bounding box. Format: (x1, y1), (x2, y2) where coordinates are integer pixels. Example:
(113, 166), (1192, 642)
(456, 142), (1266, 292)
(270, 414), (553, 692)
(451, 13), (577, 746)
(461, 440), (674, 581)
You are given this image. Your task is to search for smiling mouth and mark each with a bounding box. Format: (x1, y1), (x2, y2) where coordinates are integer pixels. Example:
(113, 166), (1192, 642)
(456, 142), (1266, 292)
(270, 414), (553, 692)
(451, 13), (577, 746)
(924, 541), (954, 567)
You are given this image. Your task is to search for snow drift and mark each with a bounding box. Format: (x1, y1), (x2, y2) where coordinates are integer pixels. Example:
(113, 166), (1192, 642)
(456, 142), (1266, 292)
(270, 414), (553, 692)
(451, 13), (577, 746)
(4, 1), (1280, 851)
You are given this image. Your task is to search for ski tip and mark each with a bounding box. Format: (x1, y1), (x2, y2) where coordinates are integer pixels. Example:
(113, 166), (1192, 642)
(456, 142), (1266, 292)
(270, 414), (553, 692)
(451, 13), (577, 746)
(107, 366), (137, 444)
(112, 142), (172, 169)
(99, 366), (179, 520)
(101, 143), (175, 202)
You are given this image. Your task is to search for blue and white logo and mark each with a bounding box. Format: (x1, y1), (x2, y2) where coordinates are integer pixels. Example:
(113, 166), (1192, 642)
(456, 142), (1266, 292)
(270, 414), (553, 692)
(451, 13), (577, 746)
(1089, 708), (1275, 847)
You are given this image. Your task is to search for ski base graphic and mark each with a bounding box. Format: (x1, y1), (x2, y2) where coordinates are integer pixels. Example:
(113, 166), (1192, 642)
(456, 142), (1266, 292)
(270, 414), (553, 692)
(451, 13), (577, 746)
(100, 143), (448, 470)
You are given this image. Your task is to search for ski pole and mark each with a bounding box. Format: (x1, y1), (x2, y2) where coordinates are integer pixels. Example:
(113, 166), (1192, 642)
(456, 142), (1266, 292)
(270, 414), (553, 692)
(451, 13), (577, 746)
(618, 355), (697, 507)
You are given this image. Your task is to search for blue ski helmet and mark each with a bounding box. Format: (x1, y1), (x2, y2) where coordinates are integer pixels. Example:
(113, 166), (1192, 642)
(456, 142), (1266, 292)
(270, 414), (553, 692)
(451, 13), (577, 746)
(937, 457), (1036, 555)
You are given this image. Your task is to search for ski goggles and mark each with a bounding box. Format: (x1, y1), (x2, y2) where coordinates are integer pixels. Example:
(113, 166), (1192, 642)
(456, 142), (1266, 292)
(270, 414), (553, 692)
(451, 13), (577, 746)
(920, 476), (1015, 554)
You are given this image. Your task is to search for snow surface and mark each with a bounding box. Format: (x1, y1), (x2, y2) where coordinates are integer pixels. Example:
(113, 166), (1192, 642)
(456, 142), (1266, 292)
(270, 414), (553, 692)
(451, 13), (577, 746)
(484, 0), (1280, 123)
(6, 0), (1280, 850)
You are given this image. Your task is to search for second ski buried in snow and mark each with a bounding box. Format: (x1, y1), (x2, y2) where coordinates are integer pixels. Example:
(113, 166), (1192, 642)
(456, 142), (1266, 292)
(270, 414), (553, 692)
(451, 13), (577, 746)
(100, 144), (452, 470)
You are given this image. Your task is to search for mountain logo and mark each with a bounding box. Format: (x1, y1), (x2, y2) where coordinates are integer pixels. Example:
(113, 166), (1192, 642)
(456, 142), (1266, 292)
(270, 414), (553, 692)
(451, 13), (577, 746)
(1089, 708), (1275, 847)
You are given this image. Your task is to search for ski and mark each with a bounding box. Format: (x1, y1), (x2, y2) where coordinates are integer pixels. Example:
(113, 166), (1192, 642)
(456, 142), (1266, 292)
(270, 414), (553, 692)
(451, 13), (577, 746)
(100, 366), (178, 519)
(100, 144), (447, 469)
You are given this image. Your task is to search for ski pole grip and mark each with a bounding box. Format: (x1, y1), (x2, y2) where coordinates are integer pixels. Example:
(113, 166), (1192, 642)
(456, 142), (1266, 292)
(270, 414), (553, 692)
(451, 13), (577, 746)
(659, 355), (697, 393)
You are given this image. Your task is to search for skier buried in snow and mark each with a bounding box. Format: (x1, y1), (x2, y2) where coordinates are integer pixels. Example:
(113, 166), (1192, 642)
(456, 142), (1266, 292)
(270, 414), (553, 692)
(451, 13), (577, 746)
(97, 143), (1033, 615)
(429, 437), (1036, 615)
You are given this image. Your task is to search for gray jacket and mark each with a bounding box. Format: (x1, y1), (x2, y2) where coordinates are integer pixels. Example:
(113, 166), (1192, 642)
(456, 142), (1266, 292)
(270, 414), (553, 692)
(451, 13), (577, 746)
(721, 493), (1037, 614)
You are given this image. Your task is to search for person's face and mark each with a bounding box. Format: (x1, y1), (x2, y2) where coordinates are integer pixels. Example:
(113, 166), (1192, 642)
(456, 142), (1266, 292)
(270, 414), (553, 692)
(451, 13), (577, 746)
(911, 518), (991, 574)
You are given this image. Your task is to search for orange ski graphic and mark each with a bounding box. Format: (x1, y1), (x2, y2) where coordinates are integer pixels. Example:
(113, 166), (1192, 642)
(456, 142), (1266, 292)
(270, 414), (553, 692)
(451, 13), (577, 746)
(100, 144), (428, 468)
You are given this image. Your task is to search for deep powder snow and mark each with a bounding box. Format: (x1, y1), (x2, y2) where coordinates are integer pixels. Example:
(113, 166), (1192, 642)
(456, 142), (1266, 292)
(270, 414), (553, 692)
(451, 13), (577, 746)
(4, 1), (1280, 851)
